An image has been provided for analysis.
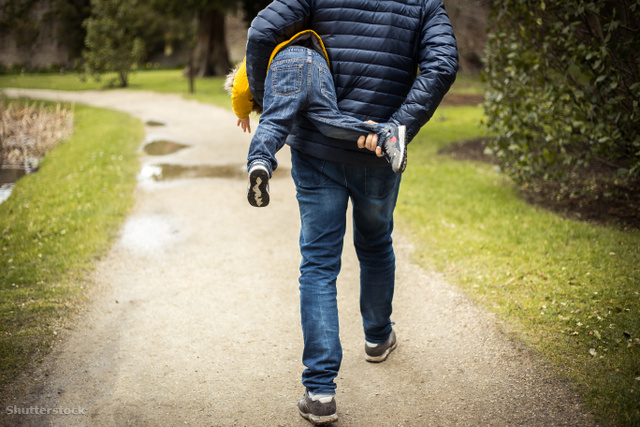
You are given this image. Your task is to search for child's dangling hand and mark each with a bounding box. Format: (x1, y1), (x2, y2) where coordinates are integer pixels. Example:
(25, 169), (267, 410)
(238, 117), (251, 133)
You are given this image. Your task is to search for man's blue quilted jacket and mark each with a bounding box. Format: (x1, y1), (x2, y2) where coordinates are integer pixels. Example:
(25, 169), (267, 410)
(246, 0), (459, 167)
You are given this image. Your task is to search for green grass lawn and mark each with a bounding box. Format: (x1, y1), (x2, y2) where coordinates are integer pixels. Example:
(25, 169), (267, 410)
(397, 105), (640, 426)
(1, 70), (638, 425)
(0, 101), (143, 392)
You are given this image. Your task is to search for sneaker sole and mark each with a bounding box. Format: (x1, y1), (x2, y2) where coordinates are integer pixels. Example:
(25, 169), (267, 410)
(393, 125), (407, 174)
(364, 341), (398, 363)
(247, 169), (269, 207)
(299, 409), (339, 425)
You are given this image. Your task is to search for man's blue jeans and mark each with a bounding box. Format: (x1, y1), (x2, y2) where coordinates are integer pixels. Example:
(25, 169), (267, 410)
(247, 46), (390, 175)
(291, 148), (401, 395)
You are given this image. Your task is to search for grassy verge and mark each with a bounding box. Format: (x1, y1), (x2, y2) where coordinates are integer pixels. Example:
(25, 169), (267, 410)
(0, 101), (143, 391)
(396, 105), (640, 426)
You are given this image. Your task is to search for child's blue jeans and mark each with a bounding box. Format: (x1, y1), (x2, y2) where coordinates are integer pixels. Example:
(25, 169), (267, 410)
(247, 46), (390, 175)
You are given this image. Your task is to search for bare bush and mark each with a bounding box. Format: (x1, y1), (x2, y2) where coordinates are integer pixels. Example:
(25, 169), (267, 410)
(0, 98), (74, 171)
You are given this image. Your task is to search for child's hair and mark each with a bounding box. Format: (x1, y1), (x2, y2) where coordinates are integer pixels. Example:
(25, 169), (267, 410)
(223, 62), (241, 96)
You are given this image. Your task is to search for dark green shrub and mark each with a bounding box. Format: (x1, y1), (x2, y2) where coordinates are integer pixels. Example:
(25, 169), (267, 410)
(484, 0), (640, 199)
(82, 0), (145, 87)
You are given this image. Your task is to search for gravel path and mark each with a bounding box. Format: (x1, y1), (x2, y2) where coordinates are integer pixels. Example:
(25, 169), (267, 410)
(1, 89), (597, 426)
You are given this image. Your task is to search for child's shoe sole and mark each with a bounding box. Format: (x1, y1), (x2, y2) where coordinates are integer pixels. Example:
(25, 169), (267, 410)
(247, 168), (270, 207)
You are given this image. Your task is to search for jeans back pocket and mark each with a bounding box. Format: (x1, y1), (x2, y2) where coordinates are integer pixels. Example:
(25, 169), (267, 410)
(271, 63), (304, 96)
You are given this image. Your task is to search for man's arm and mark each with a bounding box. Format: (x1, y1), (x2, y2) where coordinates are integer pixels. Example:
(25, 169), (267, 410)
(245, 0), (311, 108)
(390, 0), (459, 142)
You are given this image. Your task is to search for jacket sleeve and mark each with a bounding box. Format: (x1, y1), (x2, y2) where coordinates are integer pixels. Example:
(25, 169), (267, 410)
(245, 0), (311, 107)
(390, 0), (459, 142)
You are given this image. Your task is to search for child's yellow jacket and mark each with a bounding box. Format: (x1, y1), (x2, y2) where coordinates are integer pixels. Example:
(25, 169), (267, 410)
(226, 30), (330, 119)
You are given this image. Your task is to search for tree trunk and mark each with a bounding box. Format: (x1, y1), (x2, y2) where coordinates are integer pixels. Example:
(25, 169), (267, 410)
(118, 70), (128, 88)
(192, 9), (231, 77)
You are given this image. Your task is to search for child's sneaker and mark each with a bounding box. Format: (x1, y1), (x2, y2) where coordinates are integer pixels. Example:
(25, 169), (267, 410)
(247, 162), (270, 207)
(379, 125), (407, 174)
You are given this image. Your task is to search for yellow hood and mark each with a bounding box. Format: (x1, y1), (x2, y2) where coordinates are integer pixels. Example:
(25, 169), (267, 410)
(268, 30), (330, 68)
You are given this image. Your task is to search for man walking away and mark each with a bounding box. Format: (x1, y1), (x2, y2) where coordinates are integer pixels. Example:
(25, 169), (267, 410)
(245, 0), (458, 424)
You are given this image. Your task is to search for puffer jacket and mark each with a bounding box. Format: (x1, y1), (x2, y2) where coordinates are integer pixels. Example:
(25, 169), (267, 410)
(226, 30), (330, 120)
(246, 0), (458, 167)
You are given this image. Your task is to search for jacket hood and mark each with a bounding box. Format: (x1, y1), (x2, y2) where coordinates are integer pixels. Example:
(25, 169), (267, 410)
(268, 30), (330, 67)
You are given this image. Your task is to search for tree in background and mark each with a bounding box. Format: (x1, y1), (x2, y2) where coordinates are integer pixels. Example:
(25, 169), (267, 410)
(151, 0), (272, 77)
(192, 3), (230, 76)
(0, 0), (280, 76)
(151, 0), (237, 77)
(53, 0), (165, 68)
(484, 0), (640, 203)
(82, 0), (145, 87)
(52, 0), (91, 59)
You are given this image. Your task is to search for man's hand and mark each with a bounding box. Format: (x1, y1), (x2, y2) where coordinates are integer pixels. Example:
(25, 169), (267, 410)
(357, 120), (383, 157)
(237, 117), (251, 133)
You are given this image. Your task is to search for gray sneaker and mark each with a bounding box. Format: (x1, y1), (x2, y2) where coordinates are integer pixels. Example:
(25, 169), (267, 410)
(364, 329), (397, 363)
(298, 391), (338, 425)
(247, 162), (270, 207)
(379, 125), (407, 174)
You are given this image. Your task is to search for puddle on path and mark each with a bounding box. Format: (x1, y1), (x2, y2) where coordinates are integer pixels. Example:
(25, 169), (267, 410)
(144, 119), (167, 127)
(0, 167), (27, 204)
(138, 163), (289, 182)
(143, 140), (190, 156)
(141, 163), (245, 181)
(118, 213), (181, 254)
